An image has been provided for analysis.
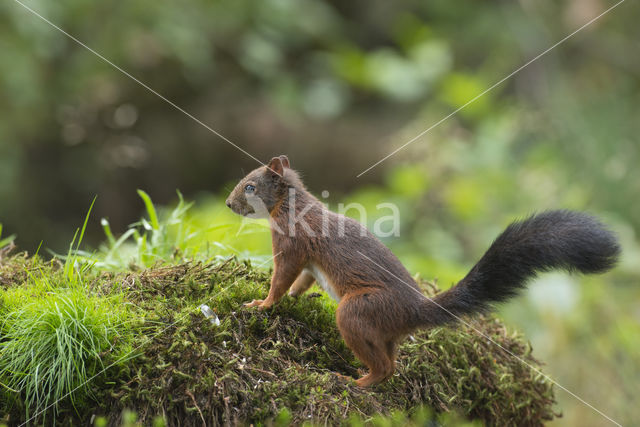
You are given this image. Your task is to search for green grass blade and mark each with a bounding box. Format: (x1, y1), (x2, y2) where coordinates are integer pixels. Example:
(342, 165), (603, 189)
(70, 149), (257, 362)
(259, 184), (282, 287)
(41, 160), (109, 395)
(137, 190), (159, 230)
(0, 235), (15, 248)
(101, 218), (116, 247)
(75, 196), (97, 254)
(0, 223), (16, 248)
(63, 197), (96, 282)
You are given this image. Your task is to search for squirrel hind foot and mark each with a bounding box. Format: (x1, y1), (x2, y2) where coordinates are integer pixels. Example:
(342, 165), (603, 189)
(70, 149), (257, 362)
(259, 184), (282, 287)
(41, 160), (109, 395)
(334, 371), (389, 388)
(354, 372), (389, 387)
(333, 372), (355, 383)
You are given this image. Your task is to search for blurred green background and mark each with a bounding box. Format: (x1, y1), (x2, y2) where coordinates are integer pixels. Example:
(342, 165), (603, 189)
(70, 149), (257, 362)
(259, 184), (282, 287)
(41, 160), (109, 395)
(1, 0), (638, 425)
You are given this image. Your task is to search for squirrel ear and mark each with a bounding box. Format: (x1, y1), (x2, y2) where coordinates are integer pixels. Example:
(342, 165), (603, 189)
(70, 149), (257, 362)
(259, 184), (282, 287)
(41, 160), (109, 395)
(278, 155), (290, 169)
(267, 157), (284, 176)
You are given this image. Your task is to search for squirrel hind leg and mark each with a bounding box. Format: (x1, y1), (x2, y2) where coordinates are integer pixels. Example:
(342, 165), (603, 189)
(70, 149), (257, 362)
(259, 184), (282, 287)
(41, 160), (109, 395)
(336, 296), (398, 387)
(349, 336), (396, 387)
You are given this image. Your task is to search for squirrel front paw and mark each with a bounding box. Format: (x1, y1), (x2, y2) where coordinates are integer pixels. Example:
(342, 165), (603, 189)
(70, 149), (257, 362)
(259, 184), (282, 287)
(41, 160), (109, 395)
(244, 299), (272, 310)
(244, 299), (264, 308)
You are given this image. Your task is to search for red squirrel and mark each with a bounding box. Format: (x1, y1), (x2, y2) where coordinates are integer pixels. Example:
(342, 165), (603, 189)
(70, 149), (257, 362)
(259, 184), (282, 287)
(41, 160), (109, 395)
(225, 155), (620, 387)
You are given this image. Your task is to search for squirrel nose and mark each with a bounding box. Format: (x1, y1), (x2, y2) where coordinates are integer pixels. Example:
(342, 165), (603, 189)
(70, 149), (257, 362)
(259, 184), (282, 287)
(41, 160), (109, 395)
(225, 199), (231, 208)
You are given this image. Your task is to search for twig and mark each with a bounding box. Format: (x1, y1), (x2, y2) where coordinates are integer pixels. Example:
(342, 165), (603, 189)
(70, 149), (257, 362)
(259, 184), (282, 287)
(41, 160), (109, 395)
(186, 389), (206, 427)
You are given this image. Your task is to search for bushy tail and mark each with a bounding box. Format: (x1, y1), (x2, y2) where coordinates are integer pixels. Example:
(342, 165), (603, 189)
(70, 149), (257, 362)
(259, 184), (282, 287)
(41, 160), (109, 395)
(420, 210), (620, 327)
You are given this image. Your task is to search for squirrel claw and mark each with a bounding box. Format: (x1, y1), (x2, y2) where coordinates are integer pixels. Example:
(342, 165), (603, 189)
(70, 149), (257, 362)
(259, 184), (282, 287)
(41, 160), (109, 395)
(245, 299), (273, 310)
(244, 299), (264, 308)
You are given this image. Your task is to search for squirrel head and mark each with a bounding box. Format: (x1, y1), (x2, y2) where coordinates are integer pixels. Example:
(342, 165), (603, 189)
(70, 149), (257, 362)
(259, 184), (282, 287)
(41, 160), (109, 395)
(225, 155), (297, 218)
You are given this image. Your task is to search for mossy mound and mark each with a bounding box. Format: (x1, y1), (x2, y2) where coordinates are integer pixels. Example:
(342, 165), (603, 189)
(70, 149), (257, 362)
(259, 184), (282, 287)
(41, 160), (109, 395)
(0, 255), (557, 426)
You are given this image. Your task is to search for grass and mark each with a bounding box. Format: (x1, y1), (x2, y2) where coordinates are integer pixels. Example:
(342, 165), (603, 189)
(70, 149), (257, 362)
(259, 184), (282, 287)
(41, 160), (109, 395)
(0, 199), (137, 424)
(78, 190), (271, 270)
(0, 195), (559, 425)
(76, 190), (199, 269)
(0, 280), (134, 423)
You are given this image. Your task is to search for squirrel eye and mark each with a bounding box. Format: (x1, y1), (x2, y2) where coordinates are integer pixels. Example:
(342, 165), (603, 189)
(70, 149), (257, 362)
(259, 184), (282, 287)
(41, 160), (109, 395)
(244, 184), (256, 193)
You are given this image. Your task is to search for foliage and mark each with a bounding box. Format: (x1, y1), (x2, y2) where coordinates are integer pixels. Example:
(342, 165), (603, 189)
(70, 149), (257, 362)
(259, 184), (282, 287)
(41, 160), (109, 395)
(0, 256), (556, 425)
(74, 190), (271, 270)
(84, 189), (200, 269)
(0, 258), (135, 423)
(0, 203), (136, 424)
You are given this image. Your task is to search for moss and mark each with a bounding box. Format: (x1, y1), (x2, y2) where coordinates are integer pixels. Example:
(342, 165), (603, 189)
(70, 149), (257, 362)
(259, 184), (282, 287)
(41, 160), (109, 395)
(0, 256), (557, 426)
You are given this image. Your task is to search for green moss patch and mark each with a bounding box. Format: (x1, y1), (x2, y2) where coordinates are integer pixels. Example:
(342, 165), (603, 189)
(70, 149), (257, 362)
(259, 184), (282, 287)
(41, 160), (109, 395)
(0, 254), (557, 425)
